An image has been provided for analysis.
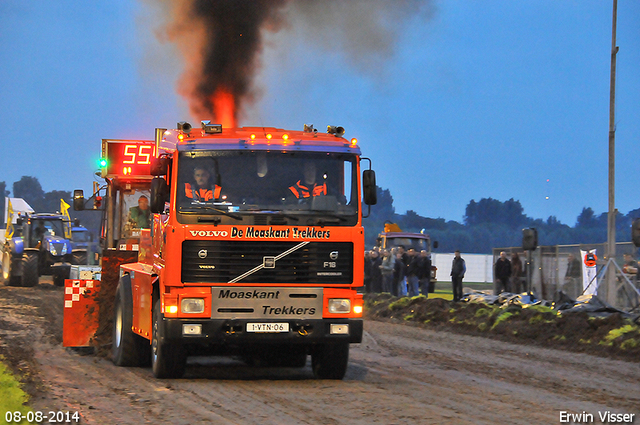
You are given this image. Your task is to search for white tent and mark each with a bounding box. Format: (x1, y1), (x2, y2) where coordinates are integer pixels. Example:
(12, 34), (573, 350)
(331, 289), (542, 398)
(4, 197), (35, 225)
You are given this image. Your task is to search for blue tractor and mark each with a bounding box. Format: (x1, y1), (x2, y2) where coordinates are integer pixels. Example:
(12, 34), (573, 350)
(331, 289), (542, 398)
(2, 213), (85, 287)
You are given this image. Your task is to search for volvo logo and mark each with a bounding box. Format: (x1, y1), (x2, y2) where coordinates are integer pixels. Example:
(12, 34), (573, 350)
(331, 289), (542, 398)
(330, 251), (339, 260)
(198, 249), (208, 259)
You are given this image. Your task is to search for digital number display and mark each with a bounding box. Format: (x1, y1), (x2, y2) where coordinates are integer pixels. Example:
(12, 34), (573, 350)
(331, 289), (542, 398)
(102, 139), (156, 178)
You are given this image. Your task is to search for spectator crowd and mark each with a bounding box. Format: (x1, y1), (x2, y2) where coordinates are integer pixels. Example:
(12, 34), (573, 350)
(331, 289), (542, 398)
(364, 246), (432, 298)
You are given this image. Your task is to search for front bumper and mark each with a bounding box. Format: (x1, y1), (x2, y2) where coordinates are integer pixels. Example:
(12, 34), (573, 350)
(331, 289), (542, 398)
(160, 318), (363, 345)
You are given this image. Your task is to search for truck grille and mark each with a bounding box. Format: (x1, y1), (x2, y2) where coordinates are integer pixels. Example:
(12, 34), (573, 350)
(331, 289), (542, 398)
(182, 241), (353, 284)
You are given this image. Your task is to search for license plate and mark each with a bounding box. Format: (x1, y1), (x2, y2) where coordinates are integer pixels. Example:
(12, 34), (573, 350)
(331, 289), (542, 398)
(246, 323), (289, 333)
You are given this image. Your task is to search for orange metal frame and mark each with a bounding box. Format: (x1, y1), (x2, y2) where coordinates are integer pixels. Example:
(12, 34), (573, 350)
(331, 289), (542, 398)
(123, 126), (365, 340)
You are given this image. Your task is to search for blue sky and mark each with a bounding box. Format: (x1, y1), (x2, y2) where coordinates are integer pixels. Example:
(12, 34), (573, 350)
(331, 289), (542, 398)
(0, 1), (638, 226)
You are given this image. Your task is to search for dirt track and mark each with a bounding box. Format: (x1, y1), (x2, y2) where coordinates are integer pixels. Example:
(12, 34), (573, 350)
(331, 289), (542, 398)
(1, 282), (638, 424)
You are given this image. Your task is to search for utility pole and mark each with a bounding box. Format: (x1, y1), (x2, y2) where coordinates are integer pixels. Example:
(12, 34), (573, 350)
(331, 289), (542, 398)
(606, 0), (618, 295)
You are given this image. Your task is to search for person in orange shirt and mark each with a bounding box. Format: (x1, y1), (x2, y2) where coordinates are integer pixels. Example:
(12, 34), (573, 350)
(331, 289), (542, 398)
(185, 166), (221, 201)
(288, 161), (326, 199)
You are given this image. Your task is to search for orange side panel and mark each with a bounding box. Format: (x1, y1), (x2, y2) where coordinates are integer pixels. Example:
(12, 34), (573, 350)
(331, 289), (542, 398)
(63, 279), (101, 347)
(130, 269), (154, 339)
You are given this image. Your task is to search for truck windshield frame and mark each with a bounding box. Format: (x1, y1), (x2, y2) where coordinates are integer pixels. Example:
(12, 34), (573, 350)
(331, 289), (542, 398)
(176, 150), (359, 226)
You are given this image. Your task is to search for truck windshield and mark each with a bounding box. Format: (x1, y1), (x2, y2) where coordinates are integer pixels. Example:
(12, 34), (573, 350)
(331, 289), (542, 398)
(177, 151), (358, 220)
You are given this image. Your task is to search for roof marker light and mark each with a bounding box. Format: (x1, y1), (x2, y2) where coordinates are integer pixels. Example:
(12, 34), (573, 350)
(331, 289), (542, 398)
(250, 134), (256, 140)
(266, 133), (272, 140)
(282, 134), (289, 141)
(351, 138), (358, 146)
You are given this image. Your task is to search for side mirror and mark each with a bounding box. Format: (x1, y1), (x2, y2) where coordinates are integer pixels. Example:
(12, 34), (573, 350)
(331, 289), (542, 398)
(362, 170), (377, 205)
(150, 156), (170, 176)
(73, 190), (85, 211)
(150, 177), (169, 213)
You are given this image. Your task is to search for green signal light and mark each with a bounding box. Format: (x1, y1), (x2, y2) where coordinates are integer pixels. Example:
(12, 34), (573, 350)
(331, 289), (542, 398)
(99, 158), (107, 168)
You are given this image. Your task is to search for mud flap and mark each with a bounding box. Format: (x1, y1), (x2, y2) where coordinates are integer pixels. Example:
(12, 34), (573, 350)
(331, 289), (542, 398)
(63, 279), (101, 347)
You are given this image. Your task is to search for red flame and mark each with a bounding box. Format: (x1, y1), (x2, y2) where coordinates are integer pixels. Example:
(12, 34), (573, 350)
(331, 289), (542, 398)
(212, 89), (236, 129)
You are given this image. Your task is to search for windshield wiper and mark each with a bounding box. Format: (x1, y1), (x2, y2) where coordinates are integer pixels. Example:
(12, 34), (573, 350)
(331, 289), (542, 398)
(179, 206), (243, 221)
(315, 214), (349, 224)
(240, 209), (300, 222)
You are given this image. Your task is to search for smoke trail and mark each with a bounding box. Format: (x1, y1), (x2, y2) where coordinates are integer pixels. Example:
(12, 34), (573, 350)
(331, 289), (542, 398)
(161, 0), (288, 127)
(144, 0), (435, 127)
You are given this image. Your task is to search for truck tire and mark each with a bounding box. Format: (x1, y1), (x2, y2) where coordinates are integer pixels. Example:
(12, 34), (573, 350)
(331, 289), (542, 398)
(21, 252), (39, 287)
(151, 300), (186, 378)
(112, 278), (151, 367)
(311, 342), (349, 380)
(71, 251), (87, 266)
(2, 252), (21, 287)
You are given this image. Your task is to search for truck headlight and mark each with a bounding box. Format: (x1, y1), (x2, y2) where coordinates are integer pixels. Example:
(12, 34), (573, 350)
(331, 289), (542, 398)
(328, 298), (351, 314)
(181, 298), (205, 314)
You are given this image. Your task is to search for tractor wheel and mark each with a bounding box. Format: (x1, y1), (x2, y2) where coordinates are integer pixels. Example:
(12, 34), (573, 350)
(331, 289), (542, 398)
(152, 300), (186, 378)
(112, 278), (151, 367)
(71, 251), (87, 266)
(2, 252), (21, 287)
(21, 252), (39, 287)
(311, 342), (350, 380)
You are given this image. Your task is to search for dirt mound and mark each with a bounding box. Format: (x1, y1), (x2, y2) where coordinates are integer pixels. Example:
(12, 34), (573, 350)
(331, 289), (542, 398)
(364, 293), (640, 361)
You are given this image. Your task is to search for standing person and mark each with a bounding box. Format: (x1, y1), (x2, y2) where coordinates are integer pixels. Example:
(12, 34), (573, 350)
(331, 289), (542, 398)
(406, 248), (420, 297)
(394, 250), (407, 297)
(494, 251), (512, 295)
(417, 250), (432, 297)
(369, 250), (383, 293)
(363, 251), (372, 293)
(380, 249), (396, 294)
(510, 252), (523, 294)
(450, 250), (466, 302)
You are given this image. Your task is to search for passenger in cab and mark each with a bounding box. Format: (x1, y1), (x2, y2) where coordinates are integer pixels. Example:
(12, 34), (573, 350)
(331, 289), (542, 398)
(185, 166), (222, 201)
(288, 161), (327, 199)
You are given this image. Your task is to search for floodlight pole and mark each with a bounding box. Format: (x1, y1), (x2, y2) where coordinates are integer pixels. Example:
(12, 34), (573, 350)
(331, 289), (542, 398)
(606, 0), (617, 264)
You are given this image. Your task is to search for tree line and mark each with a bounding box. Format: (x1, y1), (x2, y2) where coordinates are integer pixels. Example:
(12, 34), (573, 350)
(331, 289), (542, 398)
(2, 177), (637, 254)
(363, 186), (640, 253)
(1, 176), (101, 236)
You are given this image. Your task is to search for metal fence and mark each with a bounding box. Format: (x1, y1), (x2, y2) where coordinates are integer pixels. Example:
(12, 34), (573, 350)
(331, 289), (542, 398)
(493, 242), (640, 313)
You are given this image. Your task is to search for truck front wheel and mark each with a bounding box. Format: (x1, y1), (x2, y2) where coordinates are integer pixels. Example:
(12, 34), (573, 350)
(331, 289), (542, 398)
(21, 252), (39, 287)
(151, 300), (186, 378)
(312, 342), (349, 380)
(112, 279), (150, 366)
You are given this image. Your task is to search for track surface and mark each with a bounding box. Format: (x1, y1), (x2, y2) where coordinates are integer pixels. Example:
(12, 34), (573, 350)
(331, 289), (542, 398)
(0, 281), (638, 424)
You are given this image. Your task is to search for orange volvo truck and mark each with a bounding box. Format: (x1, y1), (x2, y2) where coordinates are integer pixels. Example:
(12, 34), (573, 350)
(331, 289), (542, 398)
(71, 122), (377, 379)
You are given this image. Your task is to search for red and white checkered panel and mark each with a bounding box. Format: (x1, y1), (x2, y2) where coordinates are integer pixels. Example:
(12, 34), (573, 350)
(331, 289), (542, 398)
(64, 280), (96, 309)
(63, 279), (101, 347)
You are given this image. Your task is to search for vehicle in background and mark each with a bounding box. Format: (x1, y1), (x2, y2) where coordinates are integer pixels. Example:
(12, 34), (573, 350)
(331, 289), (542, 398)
(377, 222), (438, 291)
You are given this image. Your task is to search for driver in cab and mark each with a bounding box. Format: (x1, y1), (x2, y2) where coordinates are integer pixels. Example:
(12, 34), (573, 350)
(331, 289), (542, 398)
(185, 165), (222, 201)
(288, 161), (326, 199)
